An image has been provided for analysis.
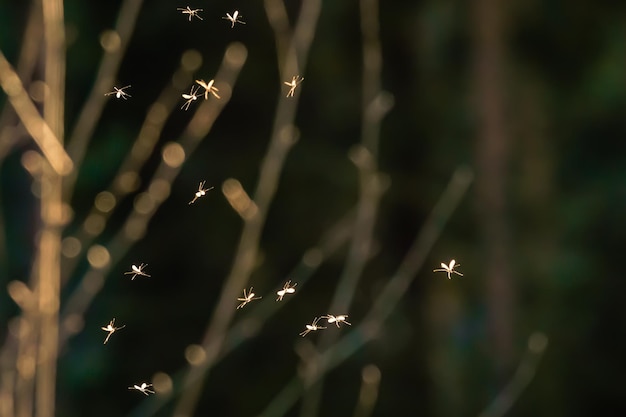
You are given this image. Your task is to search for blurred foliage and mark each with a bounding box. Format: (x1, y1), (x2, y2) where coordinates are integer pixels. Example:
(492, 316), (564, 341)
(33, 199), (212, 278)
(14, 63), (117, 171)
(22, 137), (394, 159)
(1, 0), (626, 416)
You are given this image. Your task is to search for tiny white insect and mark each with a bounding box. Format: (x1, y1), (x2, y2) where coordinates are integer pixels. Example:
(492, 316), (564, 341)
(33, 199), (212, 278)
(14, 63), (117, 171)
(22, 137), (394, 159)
(284, 75), (304, 97)
(433, 259), (463, 279)
(299, 317), (326, 337)
(237, 287), (262, 309)
(181, 85), (201, 111)
(101, 318), (125, 344)
(324, 314), (351, 328)
(105, 85), (131, 100)
(177, 6), (203, 21)
(276, 280), (297, 301)
(222, 10), (245, 28)
(124, 263), (151, 280)
(128, 382), (155, 396)
(188, 180), (214, 205)
(195, 79), (221, 100)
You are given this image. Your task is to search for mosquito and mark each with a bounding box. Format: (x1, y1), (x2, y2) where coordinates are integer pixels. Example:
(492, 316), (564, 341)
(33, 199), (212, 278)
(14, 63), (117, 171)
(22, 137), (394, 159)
(433, 259), (463, 279)
(324, 314), (351, 328)
(237, 287), (261, 309)
(284, 75), (304, 97)
(195, 79), (220, 100)
(177, 6), (203, 21)
(128, 382), (155, 396)
(188, 180), (214, 204)
(222, 10), (245, 28)
(124, 263), (150, 280)
(105, 85), (131, 100)
(101, 318), (125, 344)
(299, 317), (326, 337)
(181, 85), (201, 110)
(276, 280), (297, 301)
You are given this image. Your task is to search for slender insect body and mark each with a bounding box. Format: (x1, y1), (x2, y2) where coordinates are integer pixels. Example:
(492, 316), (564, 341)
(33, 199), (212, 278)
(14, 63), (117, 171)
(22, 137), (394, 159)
(189, 180), (214, 204)
(433, 259), (463, 279)
(299, 317), (326, 337)
(181, 86), (202, 110)
(324, 314), (351, 327)
(276, 280), (297, 301)
(101, 318), (125, 344)
(128, 382), (154, 396)
(195, 79), (220, 100)
(223, 10), (246, 28)
(237, 287), (262, 309)
(284, 75), (304, 97)
(178, 7), (203, 21)
(124, 263), (150, 280)
(105, 85), (131, 100)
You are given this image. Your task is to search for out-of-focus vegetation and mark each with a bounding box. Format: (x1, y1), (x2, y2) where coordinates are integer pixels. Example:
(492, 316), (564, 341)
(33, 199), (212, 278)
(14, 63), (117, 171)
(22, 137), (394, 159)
(0, 0), (625, 416)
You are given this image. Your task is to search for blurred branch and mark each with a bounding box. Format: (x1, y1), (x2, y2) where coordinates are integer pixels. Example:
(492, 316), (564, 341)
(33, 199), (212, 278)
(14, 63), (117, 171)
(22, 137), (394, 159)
(64, 0), (145, 199)
(0, 0), (43, 161)
(0, 50), (73, 176)
(171, 1), (322, 416)
(299, 0), (391, 414)
(258, 166), (474, 417)
(34, 0), (66, 415)
(472, 0), (514, 377)
(264, 0), (292, 78)
(478, 332), (549, 417)
(352, 364), (381, 417)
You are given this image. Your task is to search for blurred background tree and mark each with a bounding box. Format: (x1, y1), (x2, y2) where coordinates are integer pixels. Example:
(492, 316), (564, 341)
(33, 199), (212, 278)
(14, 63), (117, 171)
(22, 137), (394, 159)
(0, 0), (624, 416)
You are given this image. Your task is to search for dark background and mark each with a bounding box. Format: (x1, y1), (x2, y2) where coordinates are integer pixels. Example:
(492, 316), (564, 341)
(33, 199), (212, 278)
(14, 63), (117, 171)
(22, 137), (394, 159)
(0, 0), (624, 416)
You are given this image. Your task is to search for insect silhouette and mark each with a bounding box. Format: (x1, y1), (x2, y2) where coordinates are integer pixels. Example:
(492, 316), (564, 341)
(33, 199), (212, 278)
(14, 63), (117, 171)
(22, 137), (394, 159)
(299, 317), (326, 337)
(124, 263), (150, 280)
(223, 10), (246, 28)
(237, 287), (262, 309)
(105, 85), (131, 100)
(101, 318), (125, 344)
(433, 259), (463, 279)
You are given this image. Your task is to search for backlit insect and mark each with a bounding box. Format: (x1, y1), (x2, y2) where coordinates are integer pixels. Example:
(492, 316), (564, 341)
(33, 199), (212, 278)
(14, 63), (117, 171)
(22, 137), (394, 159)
(177, 6), (203, 21)
(237, 287), (262, 309)
(189, 180), (214, 205)
(181, 85), (201, 110)
(299, 317), (326, 337)
(101, 318), (125, 344)
(223, 10), (245, 28)
(128, 382), (154, 396)
(433, 259), (463, 279)
(324, 314), (351, 328)
(124, 263), (150, 280)
(195, 79), (220, 100)
(105, 85), (131, 100)
(284, 75), (304, 97)
(276, 280), (297, 301)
